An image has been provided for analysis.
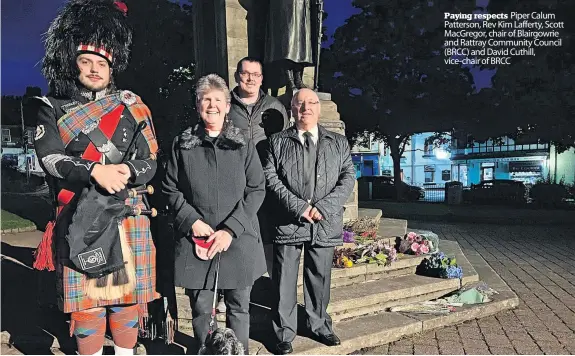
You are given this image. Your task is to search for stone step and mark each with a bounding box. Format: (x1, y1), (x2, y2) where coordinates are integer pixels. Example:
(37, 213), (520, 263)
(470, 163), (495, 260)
(174, 254), (424, 300)
(296, 255), (425, 290)
(316, 274), (463, 322)
(357, 207), (383, 221)
(1, 239), (518, 355)
(175, 238), (479, 326)
(151, 275), (519, 355)
(3, 284), (518, 356)
(251, 288), (519, 355)
(379, 217), (408, 239)
(175, 272), (468, 330)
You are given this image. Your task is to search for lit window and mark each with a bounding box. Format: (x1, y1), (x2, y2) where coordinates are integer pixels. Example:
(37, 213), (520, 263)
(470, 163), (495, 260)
(2, 129), (11, 143)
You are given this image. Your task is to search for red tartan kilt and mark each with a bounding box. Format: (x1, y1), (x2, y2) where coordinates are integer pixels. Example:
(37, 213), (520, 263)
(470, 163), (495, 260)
(60, 196), (160, 313)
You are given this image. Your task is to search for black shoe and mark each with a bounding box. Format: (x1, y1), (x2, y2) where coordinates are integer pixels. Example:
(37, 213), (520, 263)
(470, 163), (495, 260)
(275, 341), (293, 354)
(316, 333), (341, 346)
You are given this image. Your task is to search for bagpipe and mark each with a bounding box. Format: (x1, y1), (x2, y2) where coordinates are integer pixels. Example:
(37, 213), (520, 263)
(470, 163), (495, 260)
(65, 120), (158, 300)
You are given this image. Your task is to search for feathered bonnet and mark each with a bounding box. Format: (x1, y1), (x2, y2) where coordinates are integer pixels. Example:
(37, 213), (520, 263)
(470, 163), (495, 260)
(42, 0), (131, 97)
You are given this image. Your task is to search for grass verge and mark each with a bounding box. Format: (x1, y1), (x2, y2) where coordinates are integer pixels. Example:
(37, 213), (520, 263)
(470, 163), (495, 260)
(1, 209), (36, 231)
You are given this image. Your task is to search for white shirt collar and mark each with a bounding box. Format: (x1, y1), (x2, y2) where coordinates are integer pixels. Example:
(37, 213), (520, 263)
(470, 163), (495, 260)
(297, 126), (319, 144)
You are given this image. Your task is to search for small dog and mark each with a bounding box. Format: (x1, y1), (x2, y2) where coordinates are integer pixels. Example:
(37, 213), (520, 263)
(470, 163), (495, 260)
(199, 328), (245, 355)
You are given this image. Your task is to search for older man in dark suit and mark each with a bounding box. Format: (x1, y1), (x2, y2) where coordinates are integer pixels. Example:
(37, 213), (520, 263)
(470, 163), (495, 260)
(263, 88), (356, 354)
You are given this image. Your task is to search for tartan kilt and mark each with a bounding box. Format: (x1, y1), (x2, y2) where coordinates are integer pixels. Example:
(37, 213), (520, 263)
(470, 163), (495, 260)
(58, 195), (160, 313)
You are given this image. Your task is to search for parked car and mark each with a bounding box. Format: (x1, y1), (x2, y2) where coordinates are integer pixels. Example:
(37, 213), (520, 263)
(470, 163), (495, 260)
(464, 179), (526, 205)
(358, 176), (424, 201)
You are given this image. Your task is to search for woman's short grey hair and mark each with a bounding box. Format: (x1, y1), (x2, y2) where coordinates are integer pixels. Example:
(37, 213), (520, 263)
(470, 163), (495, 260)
(195, 74), (231, 104)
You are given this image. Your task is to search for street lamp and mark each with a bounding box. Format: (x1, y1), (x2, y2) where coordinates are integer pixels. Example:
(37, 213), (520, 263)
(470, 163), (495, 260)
(435, 148), (450, 160)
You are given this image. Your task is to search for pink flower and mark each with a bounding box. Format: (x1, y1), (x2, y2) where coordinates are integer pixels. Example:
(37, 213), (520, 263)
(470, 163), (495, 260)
(407, 232), (418, 242)
(411, 242), (420, 252)
(420, 244), (430, 254)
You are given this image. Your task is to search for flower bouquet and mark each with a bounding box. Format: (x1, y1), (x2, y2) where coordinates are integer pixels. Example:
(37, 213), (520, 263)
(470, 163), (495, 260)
(332, 240), (398, 268)
(398, 231), (439, 256)
(333, 248), (356, 268)
(342, 217), (379, 244)
(416, 252), (463, 279)
(355, 240), (398, 267)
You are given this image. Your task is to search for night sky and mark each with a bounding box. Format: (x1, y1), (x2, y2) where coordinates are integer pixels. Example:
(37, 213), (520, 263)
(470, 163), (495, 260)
(1, 0), (360, 96)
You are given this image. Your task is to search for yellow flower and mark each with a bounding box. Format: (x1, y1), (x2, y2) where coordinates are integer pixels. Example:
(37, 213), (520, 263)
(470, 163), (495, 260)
(344, 260), (353, 268)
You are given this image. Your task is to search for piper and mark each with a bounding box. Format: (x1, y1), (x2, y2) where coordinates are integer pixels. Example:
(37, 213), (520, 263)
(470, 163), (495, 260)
(30, 1), (160, 354)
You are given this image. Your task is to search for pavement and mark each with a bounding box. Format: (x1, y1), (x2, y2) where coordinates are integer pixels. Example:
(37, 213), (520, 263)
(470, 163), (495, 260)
(355, 221), (575, 355)
(3, 221), (575, 355)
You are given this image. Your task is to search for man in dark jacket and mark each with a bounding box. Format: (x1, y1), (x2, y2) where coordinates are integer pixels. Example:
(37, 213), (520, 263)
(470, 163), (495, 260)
(263, 88), (356, 354)
(229, 57), (290, 286)
(229, 57), (290, 151)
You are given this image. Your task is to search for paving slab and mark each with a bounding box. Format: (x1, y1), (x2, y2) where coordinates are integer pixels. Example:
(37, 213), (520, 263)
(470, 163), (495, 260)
(173, 312), (423, 355)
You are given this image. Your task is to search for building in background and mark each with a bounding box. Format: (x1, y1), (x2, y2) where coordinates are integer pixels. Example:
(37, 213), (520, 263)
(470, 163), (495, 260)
(451, 135), (575, 186)
(351, 132), (452, 187)
(450, 136), (550, 186)
(351, 134), (382, 178)
(1, 89), (45, 177)
(1, 125), (43, 176)
(379, 133), (452, 187)
(351, 131), (575, 189)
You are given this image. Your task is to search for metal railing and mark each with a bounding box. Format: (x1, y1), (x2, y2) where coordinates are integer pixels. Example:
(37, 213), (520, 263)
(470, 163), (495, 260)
(414, 182), (446, 203)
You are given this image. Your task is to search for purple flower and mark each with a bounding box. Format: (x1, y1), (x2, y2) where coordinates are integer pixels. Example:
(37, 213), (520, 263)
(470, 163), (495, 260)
(342, 230), (355, 243)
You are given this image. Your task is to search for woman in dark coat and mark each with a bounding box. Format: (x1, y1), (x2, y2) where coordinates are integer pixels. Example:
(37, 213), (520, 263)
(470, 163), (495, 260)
(162, 74), (267, 353)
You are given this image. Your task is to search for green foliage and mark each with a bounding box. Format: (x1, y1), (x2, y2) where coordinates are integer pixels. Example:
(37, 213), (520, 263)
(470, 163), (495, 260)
(531, 174), (571, 205)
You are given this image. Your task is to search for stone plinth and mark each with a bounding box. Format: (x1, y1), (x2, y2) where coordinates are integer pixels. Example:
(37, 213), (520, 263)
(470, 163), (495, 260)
(316, 92), (358, 222)
(193, 0), (259, 86)
(224, 1), (249, 85)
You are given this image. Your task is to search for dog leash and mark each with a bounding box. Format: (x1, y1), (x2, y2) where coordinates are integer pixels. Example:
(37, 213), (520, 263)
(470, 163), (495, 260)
(208, 252), (222, 335)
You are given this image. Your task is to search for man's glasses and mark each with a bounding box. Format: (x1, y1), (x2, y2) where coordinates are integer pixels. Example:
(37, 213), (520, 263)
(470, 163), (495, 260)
(292, 101), (320, 108)
(238, 71), (262, 79)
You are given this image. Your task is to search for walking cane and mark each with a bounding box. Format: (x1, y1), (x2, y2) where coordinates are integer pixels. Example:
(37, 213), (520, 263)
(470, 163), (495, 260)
(208, 252), (222, 335)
